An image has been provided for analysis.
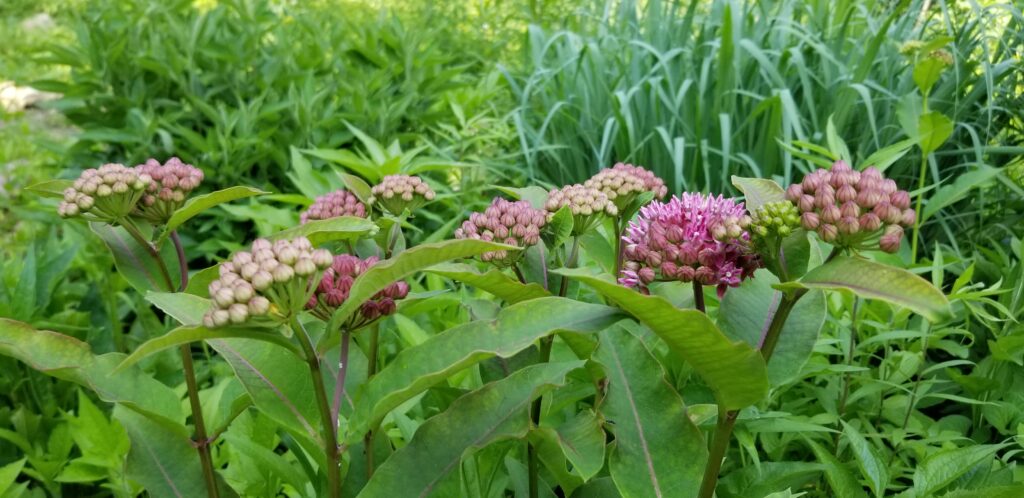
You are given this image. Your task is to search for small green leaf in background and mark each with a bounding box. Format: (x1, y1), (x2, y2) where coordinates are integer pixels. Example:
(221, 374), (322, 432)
(493, 185), (550, 209)
(922, 165), (1001, 221)
(114, 406), (208, 498)
(562, 270), (769, 410)
(427, 262), (550, 304)
(719, 270), (826, 386)
(536, 410), (606, 483)
(912, 444), (1006, 497)
(594, 327), (707, 498)
(358, 361), (584, 498)
(826, 116), (852, 164)
(91, 222), (181, 294)
(805, 438), (867, 498)
(339, 172), (373, 206)
(917, 111), (954, 154)
(25, 179), (73, 199)
(162, 185), (268, 237)
(269, 216), (378, 246)
(731, 176), (786, 211)
(0, 457), (26, 496)
(841, 421), (889, 498)
(787, 255), (951, 322)
(860, 138), (916, 173)
(913, 58), (947, 96)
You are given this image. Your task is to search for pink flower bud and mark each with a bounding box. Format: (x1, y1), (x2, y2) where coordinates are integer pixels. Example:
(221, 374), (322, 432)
(890, 190), (911, 210)
(638, 267), (656, 284)
(801, 212), (820, 230)
(859, 213), (882, 232)
(695, 266), (715, 285)
(818, 224), (838, 242)
(814, 190), (836, 210)
(837, 184), (857, 203)
(901, 209), (916, 226)
(838, 216), (860, 235)
(228, 304), (249, 324)
(785, 184), (803, 202)
(840, 201), (860, 219)
(252, 271), (273, 291)
(677, 265), (696, 282)
(821, 205), (841, 224)
(798, 195), (815, 212)
(272, 265), (295, 283)
(249, 296), (270, 315)
(212, 309), (231, 327)
(880, 225), (904, 253)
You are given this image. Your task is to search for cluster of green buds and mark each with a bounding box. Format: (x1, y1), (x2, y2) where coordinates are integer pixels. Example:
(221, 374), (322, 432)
(133, 157), (204, 223)
(58, 164), (151, 221)
(786, 161), (914, 253)
(584, 162), (668, 210)
(202, 237), (333, 328)
(545, 184), (619, 235)
(454, 197), (546, 266)
(369, 175), (436, 215)
(742, 201), (801, 254)
(301, 189), (367, 223)
(306, 254), (410, 330)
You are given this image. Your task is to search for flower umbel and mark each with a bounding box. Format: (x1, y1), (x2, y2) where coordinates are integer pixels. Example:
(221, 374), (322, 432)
(306, 254), (410, 329)
(619, 193), (759, 295)
(454, 197), (546, 266)
(58, 164), (151, 221)
(584, 162), (668, 210)
(369, 175), (436, 215)
(786, 161), (914, 253)
(545, 184), (618, 235)
(301, 189), (367, 223)
(133, 157), (204, 223)
(202, 237), (333, 328)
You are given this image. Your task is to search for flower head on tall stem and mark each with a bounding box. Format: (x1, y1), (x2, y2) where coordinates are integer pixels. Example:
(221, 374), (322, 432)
(58, 163), (151, 221)
(545, 184), (618, 235)
(619, 193), (760, 296)
(203, 237), (333, 328)
(369, 175), (436, 215)
(585, 162), (668, 210)
(133, 157), (204, 223)
(301, 189), (367, 223)
(786, 160), (914, 254)
(455, 197), (546, 267)
(306, 254), (409, 330)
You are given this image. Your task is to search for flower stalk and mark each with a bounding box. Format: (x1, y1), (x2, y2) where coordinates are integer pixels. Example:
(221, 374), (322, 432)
(293, 317), (341, 498)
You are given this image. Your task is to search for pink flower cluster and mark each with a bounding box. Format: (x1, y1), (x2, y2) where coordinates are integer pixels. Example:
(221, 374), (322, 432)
(619, 193), (759, 295)
(307, 255), (410, 328)
(58, 163), (150, 220)
(786, 161), (914, 253)
(455, 198), (546, 266)
(301, 189), (367, 224)
(134, 157), (204, 222)
(585, 162), (668, 206)
(370, 174), (436, 215)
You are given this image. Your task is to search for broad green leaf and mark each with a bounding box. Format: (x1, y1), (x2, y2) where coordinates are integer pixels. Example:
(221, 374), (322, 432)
(25, 179), (72, 198)
(322, 239), (519, 351)
(536, 410), (606, 482)
(826, 116), (852, 163)
(841, 421), (888, 498)
(913, 58), (946, 96)
(860, 139), (916, 173)
(92, 222), (181, 293)
(145, 291), (208, 325)
(0, 319), (183, 425)
(269, 216), (378, 246)
(339, 172), (373, 206)
(912, 444), (1006, 496)
(358, 361), (584, 498)
(940, 485), (1024, 498)
(546, 205), (574, 250)
(348, 297), (622, 440)
(787, 255), (951, 322)
(493, 185), (550, 209)
(162, 186), (267, 237)
(917, 111), (954, 154)
(426, 262), (550, 304)
(719, 270), (826, 385)
(561, 270), (768, 410)
(806, 438), (867, 498)
(117, 325), (300, 372)
(731, 176), (785, 211)
(0, 458), (25, 495)
(922, 165), (1001, 221)
(184, 264), (220, 296)
(113, 406), (206, 498)
(222, 431), (308, 493)
(594, 327), (707, 498)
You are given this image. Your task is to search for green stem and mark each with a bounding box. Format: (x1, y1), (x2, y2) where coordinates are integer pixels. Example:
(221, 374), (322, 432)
(910, 150), (928, 264)
(693, 281), (705, 313)
(293, 318), (341, 498)
(180, 345), (220, 498)
(613, 218), (625, 277)
(364, 326), (381, 479)
(697, 409), (738, 498)
(119, 217), (175, 291)
(557, 236), (581, 297)
(170, 231), (189, 292)
(528, 335), (554, 498)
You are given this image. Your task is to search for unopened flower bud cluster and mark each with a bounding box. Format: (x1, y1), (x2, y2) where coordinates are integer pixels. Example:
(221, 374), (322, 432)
(58, 164), (151, 220)
(203, 237), (332, 328)
(584, 163), (668, 208)
(620, 193), (759, 294)
(307, 255), (410, 329)
(455, 198), (546, 266)
(744, 201), (801, 253)
(134, 157), (204, 223)
(545, 184), (618, 234)
(786, 161), (914, 253)
(369, 175), (436, 215)
(301, 189), (367, 224)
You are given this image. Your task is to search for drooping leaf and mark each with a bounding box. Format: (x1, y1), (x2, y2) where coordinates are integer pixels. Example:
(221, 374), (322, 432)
(594, 327), (707, 498)
(269, 216), (378, 246)
(535, 410), (606, 483)
(912, 444), (1006, 497)
(561, 270), (768, 410)
(731, 176), (786, 211)
(841, 421), (888, 498)
(348, 297), (622, 440)
(806, 438), (868, 498)
(113, 406), (206, 498)
(427, 262), (550, 304)
(117, 325), (300, 372)
(91, 222), (181, 293)
(358, 361), (584, 498)
(785, 255), (951, 322)
(719, 270), (826, 385)
(322, 239), (518, 351)
(0, 319), (183, 425)
(162, 186), (267, 238)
